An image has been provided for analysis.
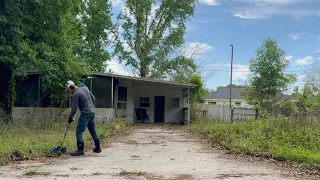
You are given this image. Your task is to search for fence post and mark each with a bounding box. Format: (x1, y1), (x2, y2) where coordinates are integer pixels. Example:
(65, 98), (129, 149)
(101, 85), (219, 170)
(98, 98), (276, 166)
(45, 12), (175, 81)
(231, 108), (234, 123)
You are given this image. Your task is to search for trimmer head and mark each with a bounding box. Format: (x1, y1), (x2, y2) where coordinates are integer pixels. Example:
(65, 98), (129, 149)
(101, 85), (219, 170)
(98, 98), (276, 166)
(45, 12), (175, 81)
(52, 146), (66, 156)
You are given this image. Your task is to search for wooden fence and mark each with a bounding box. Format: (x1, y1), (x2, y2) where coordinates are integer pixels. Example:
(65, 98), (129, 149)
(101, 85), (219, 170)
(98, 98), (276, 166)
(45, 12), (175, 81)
(195, 104), (259, 122)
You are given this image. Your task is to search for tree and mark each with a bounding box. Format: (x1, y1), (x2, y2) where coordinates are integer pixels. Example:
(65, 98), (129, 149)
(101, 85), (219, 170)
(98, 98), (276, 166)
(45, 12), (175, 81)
(169, 56), (198, 83)
(114, 0), (197, 77)
(216, 84), (247, 90)
(0, 0), (92, 122)
(78, 0), (115, 72)
(244, 38), (296, 112)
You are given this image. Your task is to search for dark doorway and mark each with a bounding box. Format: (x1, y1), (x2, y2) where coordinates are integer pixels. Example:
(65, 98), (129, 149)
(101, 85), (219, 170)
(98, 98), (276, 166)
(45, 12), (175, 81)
(154, 96), (165, 123)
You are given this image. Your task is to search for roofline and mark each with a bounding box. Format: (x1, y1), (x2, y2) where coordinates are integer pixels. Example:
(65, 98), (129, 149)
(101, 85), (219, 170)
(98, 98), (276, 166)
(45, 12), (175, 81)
(92, 72), (196, 87)
(17, 71), (196, 87)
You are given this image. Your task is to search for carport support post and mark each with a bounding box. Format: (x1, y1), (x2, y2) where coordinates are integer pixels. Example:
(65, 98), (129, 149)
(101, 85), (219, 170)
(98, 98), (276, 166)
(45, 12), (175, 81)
(187, 87), (190, 125)
(111, 77), (114, 108)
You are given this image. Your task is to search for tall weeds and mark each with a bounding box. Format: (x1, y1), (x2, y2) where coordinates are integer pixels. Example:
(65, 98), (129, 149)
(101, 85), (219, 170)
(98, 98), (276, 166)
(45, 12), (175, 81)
(0, 118), (132, 165)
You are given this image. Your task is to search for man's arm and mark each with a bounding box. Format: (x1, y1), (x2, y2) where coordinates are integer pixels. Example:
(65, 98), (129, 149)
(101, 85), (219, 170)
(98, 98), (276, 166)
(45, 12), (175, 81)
(69, 94), (78, 119)
(89, 89), (95, 101)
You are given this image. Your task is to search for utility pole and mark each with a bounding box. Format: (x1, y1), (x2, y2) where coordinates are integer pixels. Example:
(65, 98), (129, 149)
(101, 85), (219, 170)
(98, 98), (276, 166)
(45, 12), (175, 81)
(230, 44), (234, 123)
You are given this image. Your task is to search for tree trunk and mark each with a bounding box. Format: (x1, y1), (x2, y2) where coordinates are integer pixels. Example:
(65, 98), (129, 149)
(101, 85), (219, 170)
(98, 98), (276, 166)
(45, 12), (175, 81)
(140, 60), (148, 77)
(0, 62), (15, 124)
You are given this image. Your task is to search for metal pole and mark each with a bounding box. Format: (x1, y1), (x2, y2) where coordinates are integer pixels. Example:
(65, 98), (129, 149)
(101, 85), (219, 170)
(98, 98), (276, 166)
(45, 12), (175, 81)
(230, 44), (234, 123)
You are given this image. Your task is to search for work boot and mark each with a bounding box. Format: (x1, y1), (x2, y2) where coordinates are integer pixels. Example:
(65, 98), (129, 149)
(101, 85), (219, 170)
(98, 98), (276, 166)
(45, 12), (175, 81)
(93, 140), (101, 153)
(70, 142), (84, 156)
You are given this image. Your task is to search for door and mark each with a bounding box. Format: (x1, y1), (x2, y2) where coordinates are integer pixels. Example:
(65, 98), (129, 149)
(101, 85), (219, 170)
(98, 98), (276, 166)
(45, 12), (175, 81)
(154, 96), (165, 123)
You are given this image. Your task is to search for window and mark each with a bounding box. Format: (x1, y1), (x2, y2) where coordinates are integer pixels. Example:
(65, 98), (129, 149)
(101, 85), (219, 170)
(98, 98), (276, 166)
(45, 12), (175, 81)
(171, 98), (180, 108)
(235, 102), (241, 106)
(117, 86), (127, 109)
(140, 97), (150, 107)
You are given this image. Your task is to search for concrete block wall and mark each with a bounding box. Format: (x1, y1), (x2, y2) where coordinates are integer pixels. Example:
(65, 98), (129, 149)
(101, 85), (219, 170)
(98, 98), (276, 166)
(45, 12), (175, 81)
(12, 107), (115, 123)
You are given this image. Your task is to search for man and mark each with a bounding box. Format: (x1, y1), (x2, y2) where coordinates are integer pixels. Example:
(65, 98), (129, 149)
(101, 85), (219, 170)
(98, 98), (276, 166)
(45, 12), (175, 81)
(65, 80), (101, 156)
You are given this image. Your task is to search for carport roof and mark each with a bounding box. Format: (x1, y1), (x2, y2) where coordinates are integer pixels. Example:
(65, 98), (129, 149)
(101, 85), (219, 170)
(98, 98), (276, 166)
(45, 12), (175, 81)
(92, 72), (195, 87)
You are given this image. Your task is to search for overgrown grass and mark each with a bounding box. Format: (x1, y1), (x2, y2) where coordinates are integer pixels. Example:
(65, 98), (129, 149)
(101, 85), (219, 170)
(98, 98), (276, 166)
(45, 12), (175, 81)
(0, 118), (132, 165)
(189, 117), (320, 167)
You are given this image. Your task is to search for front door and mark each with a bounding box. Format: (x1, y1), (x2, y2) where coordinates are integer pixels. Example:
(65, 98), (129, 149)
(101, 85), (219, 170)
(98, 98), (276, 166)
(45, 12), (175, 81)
(154, 96), (165, 123)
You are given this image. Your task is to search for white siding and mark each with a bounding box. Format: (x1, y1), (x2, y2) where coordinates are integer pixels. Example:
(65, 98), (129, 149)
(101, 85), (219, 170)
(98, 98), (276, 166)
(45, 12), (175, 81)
(205, 99), (252, 107)
(134, 84), (183, 123)
(114, 79), (185, 124)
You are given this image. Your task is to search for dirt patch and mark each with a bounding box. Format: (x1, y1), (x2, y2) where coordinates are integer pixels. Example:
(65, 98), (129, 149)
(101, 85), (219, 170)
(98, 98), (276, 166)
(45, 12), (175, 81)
(8, 151), (28, 162)
(215, 173), (269, 179)
(92, 172), (103, 176)
(121, 140), (138, 144)
(55, 174), (70, 177)
(172, 174), (194, 180)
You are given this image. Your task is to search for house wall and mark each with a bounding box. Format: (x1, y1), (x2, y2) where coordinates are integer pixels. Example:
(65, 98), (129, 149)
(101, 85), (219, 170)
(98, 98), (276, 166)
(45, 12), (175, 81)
(114, 79), (135, 121)
(12, 107), (115, 123)
(133, 84), (184, 124)
(205, 99), (252, 107)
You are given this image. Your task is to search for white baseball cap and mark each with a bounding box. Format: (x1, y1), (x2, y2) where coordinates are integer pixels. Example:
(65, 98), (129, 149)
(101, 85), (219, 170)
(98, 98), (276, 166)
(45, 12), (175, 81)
(65, 80), (75, 91)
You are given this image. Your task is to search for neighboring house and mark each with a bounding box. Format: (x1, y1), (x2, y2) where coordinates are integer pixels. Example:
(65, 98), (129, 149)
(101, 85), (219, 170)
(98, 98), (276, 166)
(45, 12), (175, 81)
(205, 87), (298, 108)
(205, 87), (252, 107)
(13, 72), (194, 124)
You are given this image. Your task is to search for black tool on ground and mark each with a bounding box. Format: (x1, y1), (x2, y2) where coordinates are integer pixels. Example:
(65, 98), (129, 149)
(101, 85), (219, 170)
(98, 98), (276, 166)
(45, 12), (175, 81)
(51, 123), (71, 155)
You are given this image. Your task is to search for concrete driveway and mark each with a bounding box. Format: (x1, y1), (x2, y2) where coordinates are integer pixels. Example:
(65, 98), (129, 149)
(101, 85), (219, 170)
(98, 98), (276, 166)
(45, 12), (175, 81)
(0, 124), (316, 180)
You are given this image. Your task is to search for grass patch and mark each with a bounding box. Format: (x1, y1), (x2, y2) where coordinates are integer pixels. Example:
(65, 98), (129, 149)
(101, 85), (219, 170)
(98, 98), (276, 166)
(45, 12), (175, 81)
(23, 169), (51, 176)
(189, 117), (320, 167)
(0, 118), (132, 165)
(119, 169), (146, 176)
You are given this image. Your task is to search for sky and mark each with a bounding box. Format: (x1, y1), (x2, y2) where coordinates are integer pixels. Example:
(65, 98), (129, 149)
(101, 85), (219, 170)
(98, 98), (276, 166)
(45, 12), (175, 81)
(107, 0), (320, 92)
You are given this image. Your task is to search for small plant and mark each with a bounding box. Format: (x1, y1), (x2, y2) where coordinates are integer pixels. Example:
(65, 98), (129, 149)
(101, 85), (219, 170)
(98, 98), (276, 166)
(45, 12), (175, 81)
(24, 170), (51, 176)
(119, 168), (146, 176)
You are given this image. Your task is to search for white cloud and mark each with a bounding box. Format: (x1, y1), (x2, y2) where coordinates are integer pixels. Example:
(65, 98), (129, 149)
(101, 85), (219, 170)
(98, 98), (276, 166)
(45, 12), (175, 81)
(236, 0), (311, 5)
(210, 63), (250, 81)
(111, 0), (123, 7)
(284, 55), (294, 61)
(232, 64), (250, 80)
(234, 11), (267, 19)
(198, 0), (219, 6)
(289, 31), (304, 40)
(232, 0), (319, 20)
(106, 59), (134, 76)
(295, 56), (313, 65)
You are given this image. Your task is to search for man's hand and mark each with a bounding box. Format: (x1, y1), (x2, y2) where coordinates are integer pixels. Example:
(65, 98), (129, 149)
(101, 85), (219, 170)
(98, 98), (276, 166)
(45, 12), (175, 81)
(68, 117), (74, 124)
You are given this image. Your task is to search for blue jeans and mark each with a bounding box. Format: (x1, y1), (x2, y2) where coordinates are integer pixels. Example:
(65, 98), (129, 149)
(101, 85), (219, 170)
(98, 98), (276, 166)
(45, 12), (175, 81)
(76, 112), (99, 143)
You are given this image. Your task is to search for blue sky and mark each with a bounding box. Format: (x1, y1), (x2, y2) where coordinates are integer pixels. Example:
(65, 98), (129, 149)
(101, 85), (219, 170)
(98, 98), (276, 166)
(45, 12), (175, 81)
(108, 0), (320, 92)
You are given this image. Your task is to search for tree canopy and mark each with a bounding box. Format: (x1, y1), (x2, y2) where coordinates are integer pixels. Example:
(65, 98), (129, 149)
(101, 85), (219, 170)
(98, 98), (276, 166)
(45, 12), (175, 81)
(244, 38), (296, 111)
(114, 0), (197, 77)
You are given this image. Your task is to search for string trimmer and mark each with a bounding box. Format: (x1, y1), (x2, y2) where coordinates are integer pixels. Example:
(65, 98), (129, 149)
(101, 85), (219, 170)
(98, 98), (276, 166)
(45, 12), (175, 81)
(51, 123), (71, 156)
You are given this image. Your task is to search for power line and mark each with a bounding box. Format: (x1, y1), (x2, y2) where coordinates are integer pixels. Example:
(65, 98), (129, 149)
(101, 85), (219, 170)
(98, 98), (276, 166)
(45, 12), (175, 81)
(204, 69), (320, 73)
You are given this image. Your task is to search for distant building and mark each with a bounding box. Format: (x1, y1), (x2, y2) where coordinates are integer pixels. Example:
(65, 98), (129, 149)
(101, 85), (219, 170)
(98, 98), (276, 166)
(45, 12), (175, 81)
(205, 87), (298, 108)
(205, 87), (252, 107)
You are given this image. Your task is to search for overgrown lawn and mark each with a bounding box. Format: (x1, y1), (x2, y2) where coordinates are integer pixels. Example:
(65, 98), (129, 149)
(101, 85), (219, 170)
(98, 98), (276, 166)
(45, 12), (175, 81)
(189, 117), (320, 167)
(0, 118), (132, 165)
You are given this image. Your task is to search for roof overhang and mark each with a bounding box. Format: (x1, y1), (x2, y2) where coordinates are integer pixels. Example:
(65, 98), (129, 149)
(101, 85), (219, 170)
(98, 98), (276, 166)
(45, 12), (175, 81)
(92, 72), (195, 88)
